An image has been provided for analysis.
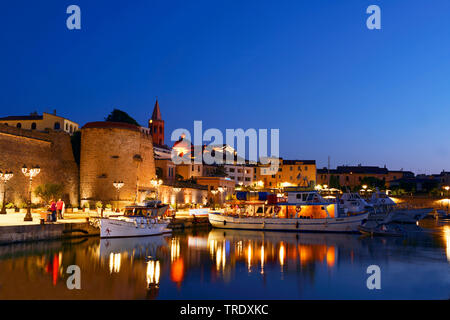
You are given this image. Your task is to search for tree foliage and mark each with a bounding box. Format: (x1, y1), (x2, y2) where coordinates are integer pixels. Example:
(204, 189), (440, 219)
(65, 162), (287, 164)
(359, 177), (386, 190)
(105, 109), (140, 126)
(34, 183), (64, 204)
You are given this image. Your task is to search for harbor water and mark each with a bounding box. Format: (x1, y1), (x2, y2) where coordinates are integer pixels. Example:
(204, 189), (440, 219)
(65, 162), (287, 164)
(0, 219), (449, 299)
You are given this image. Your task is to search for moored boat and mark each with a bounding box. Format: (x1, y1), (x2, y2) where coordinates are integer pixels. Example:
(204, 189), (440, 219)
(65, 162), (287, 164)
(208, 191), (369, 233)
(339, 192), (374, 215)
(99, 200), (171, 238)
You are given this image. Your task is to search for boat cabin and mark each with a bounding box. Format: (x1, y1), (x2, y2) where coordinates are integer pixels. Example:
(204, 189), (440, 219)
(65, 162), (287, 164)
(124, 201), (168, 218)
(287, 191), (328, 205)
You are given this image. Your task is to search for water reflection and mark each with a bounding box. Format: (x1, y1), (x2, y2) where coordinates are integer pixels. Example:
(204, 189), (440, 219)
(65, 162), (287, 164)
(0, 221), (449, 299)
(444, 226), (450, 262)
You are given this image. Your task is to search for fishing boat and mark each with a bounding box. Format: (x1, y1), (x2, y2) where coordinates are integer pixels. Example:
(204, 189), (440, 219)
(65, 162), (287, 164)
(208, 191), (369, 233)
(98, 200), (171, 238)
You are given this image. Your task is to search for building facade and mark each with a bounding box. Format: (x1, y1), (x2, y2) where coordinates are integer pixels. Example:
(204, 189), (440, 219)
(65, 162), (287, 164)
(316, 165), (414, 188)
(256, 159), (316, 189)
(0, 111), (79, 135)
(224, 163), (256, 186)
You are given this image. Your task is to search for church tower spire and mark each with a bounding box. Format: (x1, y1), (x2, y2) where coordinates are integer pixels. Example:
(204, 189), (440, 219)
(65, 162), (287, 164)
(149, 98), (164, 146)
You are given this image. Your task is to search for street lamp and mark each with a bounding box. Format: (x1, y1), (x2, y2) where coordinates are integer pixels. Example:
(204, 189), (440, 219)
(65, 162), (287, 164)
(210, 189), (218, 210)
(0, 170), (14, 214)
(217, 187), (225, 206)
(173, 187), (181, 212)
(21, 165), (40, 221)
(150, 179), (163, 200)
(113, 181), (124, 202)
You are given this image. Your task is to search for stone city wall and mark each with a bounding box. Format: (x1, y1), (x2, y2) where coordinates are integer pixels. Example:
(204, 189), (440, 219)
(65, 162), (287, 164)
(0, 124), (79, 207)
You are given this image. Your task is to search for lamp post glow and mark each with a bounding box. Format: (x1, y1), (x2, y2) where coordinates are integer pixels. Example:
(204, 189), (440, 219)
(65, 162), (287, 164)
(0, 170), (14, 214)
(217, 187), (225, 206)
(21, 165), (40, 221)
(150, 179), (163, 200)
(173, 187), (181, 212)
(211, 189), (218, 210)
(113, 181), (124, 201)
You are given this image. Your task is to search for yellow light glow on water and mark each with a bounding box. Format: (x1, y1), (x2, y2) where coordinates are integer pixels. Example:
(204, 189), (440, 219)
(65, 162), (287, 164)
(208, 239), (217, 258)
(171, 238), (180, 262)
(326, 247), (336, 267)
(146, 260), (160, 286)
(236, 241), (243, 256)
(444, 226), (450, 263)
(215, 245), (226, 271)
(222, 244), (226, 270)
(109, 253), (121, 273)
(299, 246), (311, 265)
(216, 247), (221, 271)
(279, 243), (285, 267)
(260, 245), (265, 274)
(247, 244), (252, 272)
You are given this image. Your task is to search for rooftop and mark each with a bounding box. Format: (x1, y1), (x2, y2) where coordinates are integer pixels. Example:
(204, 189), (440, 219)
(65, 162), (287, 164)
(0, 115), (43, 121)
(82, 121), (140, 132)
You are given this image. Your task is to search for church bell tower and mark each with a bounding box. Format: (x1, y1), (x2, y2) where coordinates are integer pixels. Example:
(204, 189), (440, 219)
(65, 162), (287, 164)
(149, 99), (164, 146)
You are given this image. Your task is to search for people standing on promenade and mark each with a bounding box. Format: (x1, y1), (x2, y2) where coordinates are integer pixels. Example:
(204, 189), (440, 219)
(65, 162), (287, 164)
(56, 198), (65, 219)
(50, 200), (57, 222)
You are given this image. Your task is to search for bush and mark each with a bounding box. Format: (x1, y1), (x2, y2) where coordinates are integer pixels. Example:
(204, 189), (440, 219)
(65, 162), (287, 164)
(105, 204), (112, 209)
(34, 183), (64, 204)
(95, 201), (103, 209)
(5, 202), (15, 209)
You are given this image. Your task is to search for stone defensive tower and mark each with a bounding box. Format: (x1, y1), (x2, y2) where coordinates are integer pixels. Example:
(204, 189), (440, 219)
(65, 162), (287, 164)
(80, 122), (156, 207)
(148, 99), (164, 146)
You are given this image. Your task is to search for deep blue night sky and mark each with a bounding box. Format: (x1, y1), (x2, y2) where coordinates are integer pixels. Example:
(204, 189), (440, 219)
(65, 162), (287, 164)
(1, 0), (449, 174)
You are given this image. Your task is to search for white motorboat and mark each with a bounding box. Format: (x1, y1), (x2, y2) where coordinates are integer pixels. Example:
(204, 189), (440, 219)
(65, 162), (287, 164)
(98, 201), (171, 238)
(367, 189), (396, 214)
(208, 191), (369, 233)
(366, 189), (432, 223)
(339, 192), (374, 215)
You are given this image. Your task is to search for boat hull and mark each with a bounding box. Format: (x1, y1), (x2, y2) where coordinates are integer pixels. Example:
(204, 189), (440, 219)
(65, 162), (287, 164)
(208, 213), (369, 233)
(100, 217), (171, 238)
